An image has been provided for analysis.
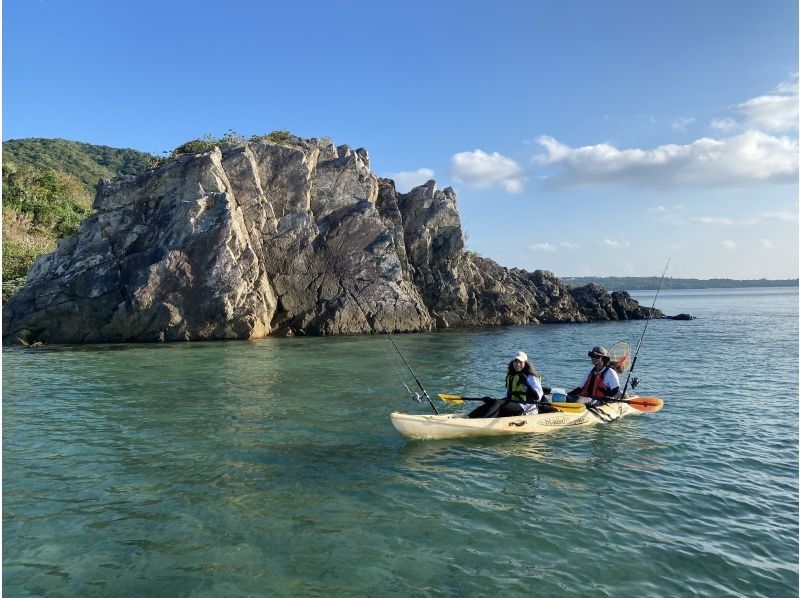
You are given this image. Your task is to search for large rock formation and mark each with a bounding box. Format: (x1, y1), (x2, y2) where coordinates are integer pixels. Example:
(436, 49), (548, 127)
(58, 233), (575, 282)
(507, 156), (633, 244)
(2, 136), (660, 344)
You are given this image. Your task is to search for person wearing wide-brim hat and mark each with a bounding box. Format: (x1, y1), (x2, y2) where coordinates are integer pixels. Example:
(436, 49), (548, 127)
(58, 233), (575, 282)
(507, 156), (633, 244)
(468, 351), (544, 418)
(567, 346), (621, 405)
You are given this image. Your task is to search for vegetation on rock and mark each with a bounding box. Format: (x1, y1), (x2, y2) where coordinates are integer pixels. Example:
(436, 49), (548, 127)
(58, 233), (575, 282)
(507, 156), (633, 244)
(2, 161), (93, 299)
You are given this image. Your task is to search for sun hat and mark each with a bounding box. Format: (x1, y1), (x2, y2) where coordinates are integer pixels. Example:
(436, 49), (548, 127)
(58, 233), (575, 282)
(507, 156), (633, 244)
(588, 346), (609, 359)
(513, 351), (528, 363)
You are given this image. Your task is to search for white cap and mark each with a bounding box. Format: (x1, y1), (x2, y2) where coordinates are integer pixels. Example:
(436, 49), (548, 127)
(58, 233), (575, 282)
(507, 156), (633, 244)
(513, 351), (528, 363)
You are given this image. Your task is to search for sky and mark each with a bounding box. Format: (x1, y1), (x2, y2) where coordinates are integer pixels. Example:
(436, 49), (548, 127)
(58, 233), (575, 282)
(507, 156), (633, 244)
(3, 0), (798, 279)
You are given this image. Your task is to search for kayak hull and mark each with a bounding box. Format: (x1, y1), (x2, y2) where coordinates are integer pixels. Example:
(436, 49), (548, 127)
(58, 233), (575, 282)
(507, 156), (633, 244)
(390, 401), (642, 440)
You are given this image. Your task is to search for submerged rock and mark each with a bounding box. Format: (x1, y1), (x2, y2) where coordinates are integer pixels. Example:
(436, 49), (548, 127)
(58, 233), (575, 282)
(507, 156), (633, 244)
(3, 136), (661, 344)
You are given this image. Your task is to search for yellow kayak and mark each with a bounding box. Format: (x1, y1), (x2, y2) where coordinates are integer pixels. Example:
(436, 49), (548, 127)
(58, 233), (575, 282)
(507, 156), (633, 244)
(390, 400), (644, 440)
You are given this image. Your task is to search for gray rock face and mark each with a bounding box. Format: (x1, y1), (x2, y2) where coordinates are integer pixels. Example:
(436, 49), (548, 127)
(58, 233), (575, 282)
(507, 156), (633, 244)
(3, 137), (660, 344)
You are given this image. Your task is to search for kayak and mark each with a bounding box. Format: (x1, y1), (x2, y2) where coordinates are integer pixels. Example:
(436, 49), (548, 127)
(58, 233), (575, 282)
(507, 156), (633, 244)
(390, 400), (644, 440)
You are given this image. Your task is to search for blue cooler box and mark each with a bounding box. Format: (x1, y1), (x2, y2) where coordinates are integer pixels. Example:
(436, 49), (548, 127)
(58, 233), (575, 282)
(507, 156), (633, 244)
(550, 387), (567, 402)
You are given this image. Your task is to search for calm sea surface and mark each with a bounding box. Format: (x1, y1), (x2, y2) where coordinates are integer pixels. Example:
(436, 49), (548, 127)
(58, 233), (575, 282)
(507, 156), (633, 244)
(3, 287), (798, 596)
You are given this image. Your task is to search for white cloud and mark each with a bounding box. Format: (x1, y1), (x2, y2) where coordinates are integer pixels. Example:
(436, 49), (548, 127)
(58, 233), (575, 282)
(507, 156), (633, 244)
(763, 211), (799, 222)
(774, 76), (799, 95)
(708, 75), (798, 133)
(760, 239), (775, 249)
(534, 130), (798, 189)
(451, 150), (527, 193)
(559, 241), (580, 249)
(655, 210), (797, 228)
(710, 118), (738, 132)
(602, 239), (630, 248)
(718, 240), (737, 251)
(647, 205), (667, 214)
(387, 168), (435, 193)
(690, 216), (733, 225)
(529, 242), (556, 252)
(734, 74), (798, 132)
(672, 117), (695, 131)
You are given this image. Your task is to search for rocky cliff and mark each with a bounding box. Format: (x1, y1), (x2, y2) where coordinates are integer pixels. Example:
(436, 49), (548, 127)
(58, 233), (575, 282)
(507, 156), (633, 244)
(2, 136), (660, 344)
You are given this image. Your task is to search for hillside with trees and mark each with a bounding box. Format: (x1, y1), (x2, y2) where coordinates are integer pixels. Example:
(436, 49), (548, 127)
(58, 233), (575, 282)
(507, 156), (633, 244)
(3, 138), (153, 195)
(2, 139), (155, 300)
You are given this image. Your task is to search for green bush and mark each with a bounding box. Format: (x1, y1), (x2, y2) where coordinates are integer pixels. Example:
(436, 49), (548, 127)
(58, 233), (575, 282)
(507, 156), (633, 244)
(250, 130), (297, 145)
(146, 155), (170, 169)
(267, 130), (293, 142)
(170, 134), (218, 158)
(2, 162), (92, 238)
(2, 276), (28, 302)
(221, 130), (245, 144)
(168, 131), (248, 160)
(1, 163), (91, 297)
(2, 206), (58, 299)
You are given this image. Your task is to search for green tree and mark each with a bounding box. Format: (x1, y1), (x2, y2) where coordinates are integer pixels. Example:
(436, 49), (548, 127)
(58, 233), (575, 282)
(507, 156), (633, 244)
(2, 161), (94, 299)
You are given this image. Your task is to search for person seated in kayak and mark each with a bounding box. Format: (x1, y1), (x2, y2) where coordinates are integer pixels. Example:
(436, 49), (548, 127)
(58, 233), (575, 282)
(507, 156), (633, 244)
(567, 346), (621, 406)
(467, 351), (546, 418)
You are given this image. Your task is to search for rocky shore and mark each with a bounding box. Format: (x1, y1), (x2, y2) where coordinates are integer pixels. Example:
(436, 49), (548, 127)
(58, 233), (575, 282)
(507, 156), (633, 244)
(3, 136), (661, 344)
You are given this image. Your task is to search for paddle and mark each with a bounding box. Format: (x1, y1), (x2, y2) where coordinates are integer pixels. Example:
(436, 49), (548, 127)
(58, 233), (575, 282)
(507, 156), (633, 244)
(617, 396), (663, 413)
(582, 395), (664, 413)
(437, 394), (587, 413)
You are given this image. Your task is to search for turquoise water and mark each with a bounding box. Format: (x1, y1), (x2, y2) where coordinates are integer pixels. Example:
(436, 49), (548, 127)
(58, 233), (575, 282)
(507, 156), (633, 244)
(4, 288), (798, 596)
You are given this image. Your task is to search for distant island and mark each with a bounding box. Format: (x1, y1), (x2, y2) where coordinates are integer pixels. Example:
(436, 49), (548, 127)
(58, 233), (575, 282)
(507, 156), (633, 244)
(561, 277), (799, 291)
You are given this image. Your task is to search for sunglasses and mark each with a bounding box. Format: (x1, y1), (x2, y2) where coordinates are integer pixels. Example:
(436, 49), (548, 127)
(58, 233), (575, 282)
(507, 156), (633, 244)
(588, 353), (603, 358)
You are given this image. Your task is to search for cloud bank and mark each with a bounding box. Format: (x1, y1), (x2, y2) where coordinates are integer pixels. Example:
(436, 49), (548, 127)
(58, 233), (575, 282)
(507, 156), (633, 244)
(534, 130), (797, 189)
(534, 75), (799, 190)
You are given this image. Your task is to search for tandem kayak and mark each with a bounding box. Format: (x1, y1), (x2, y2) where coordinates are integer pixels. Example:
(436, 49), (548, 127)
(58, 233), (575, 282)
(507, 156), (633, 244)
(390, 400), (645, 440)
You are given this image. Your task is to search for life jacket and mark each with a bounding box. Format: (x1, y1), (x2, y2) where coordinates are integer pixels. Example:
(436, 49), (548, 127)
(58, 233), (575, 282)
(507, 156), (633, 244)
(506, 373), (536, 402)
(581, 366), (611, 399)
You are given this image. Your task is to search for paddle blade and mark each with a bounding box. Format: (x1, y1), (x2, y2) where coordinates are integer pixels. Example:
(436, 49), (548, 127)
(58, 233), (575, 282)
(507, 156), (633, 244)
(438, 393), (464, 404)
(627, 396), (664, 412)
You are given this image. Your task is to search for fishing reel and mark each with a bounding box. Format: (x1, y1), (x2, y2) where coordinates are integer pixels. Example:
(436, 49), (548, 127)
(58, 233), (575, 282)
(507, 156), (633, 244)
(411, 392), (422, 403)
(630, 377), (640, 389)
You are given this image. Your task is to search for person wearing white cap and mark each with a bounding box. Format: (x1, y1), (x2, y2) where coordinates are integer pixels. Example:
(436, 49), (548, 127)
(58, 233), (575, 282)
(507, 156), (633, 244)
(567, 346), (621, 405)
(467, 351), (544, 418)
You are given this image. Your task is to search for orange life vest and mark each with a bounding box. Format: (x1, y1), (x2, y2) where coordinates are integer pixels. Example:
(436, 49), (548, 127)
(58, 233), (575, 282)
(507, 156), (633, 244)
(580, 366), (611, 399)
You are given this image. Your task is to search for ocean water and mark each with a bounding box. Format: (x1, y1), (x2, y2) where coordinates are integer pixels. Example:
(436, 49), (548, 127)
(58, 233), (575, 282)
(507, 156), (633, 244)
(3, 287), (798, 596)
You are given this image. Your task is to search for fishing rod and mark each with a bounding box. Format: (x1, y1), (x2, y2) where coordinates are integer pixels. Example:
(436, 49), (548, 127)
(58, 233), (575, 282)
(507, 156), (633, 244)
(386, 334), (438, 415)
(620, 258), (671, 398)
(316, 242), (439, 414)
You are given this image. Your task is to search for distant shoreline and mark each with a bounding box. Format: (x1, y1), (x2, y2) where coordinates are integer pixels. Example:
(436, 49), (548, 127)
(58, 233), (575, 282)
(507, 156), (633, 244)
(561, 277), (799, 291)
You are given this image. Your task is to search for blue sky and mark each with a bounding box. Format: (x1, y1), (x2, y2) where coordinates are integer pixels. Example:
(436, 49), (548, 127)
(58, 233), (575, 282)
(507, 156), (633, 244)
(4, 0), (798, 279)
